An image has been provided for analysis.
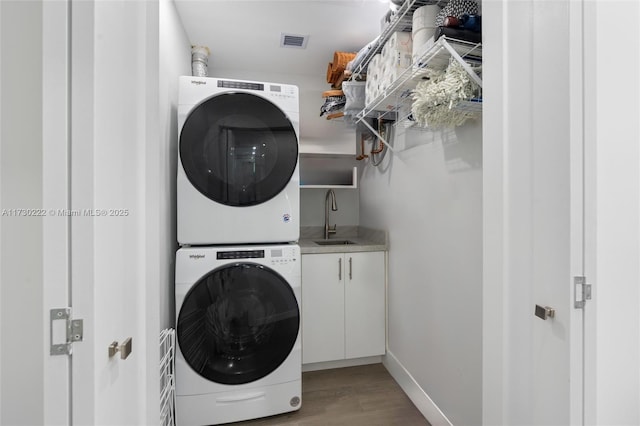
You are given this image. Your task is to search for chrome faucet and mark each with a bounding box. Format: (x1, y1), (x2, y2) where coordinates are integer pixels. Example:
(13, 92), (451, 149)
(324, 189), (338, 239)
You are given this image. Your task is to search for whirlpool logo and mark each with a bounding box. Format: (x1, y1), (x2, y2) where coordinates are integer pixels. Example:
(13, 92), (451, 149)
(188, 254), (205, 259)
(190, 80), (206, 85)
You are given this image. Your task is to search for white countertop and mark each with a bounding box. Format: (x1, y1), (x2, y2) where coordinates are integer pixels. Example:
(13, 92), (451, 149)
(298, 226), (387, 254)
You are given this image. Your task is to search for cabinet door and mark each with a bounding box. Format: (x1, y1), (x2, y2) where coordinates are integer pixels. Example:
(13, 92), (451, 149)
(345, 251), (386, 359)
(301, 253), (345, 364)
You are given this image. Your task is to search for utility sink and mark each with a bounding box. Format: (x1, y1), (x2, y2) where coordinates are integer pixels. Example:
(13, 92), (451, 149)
(314, 239), (357, 246)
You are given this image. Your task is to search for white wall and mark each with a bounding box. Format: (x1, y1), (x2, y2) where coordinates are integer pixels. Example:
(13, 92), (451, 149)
(0, 0), (2, 398)
(159, 0), (191, 328)
(359, 122), (483, 425)
(586, 1), (640, 424)
(0, 1), (45, 424)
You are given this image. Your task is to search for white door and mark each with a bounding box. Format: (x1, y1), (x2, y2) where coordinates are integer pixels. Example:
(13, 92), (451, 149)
(483, 0), (586, 424)
(41, 1), (161, 424)
(301, 253), (345, 364)
(344, 251), (385, 359)
(529, 1), (586, 424)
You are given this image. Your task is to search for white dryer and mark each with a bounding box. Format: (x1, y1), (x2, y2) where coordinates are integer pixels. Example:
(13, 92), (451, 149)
(175, 244), (301, 426)
(177, 76), (300, 246)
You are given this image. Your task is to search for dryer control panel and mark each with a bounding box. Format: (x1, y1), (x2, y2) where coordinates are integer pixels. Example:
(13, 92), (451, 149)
(216, 79), (297, 102)
(218, 80), (264, 91)
(217, 79), (295, 95)
(215, 246), (299, 266)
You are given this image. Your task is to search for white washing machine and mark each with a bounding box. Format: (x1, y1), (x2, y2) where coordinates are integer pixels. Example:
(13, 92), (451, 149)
(175, 244), (301, 426)
(177, 76), (300, 246)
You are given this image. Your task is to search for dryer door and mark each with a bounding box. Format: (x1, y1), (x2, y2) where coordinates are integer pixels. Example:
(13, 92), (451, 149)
(180, 92), (298, 207)
(177, 263), (300, 385)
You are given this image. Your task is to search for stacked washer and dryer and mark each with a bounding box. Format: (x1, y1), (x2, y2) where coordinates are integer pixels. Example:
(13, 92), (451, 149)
(175, 76), (302, 426)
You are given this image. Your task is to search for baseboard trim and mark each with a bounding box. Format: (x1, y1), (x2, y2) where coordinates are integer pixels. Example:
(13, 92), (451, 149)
(302, 356), (382, 372)
(383, 351), (453, 426)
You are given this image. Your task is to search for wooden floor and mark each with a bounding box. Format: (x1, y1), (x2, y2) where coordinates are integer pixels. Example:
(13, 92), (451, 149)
(230, 364), (430, 426)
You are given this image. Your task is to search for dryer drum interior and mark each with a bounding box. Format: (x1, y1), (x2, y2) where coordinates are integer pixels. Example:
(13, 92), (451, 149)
(180, 92), (298, 207)
(177, 263), (300, 385)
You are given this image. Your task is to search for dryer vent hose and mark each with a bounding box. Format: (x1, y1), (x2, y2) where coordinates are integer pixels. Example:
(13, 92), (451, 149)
(192, 46), (210, 77)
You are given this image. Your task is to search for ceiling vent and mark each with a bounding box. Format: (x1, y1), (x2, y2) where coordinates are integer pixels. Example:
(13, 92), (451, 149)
(280, 33), (309, 49)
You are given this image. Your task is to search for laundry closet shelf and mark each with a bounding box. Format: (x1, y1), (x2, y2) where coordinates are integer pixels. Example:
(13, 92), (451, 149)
(357, 37), (482, 121)
(350, 0), (450, 80)
(355, 36), (483, 149)
(300, 167), (358, 189)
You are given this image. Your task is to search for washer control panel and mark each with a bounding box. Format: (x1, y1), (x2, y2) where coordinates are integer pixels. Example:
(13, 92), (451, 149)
(216, 249), (264, 260)
(267, 246), (299, 266)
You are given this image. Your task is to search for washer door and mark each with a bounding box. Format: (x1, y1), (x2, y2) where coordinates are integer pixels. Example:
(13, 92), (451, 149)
(180, 92), (298, 207)
(177, 263), (300, 385)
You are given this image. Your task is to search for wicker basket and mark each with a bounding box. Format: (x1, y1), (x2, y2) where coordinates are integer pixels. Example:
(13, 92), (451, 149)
(332, 51), (356, 72)
(326, 51), (356, 87)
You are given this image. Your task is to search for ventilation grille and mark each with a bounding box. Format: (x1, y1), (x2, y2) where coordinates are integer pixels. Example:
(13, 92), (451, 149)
(280, 33), (309, 49)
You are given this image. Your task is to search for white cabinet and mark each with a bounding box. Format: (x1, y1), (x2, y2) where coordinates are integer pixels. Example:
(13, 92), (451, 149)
(301, 251), (386, 364)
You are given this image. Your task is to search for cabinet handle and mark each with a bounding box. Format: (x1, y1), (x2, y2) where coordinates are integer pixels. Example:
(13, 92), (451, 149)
(338, 258), (342, 281)
(349, 257), (352, 280)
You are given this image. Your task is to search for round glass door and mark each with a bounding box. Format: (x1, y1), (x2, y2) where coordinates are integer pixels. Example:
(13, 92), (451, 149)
(177, 263), (300, 385)
(180, 92), (298, 207)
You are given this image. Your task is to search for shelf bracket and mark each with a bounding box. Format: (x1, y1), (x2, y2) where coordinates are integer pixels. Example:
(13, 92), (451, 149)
(441, 39), (483, 88)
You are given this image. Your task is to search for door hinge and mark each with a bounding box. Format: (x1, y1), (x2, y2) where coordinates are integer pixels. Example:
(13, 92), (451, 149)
(574, 276), (592, 309)
(50, 308), (83, 356)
